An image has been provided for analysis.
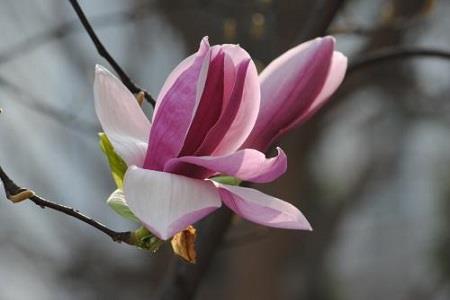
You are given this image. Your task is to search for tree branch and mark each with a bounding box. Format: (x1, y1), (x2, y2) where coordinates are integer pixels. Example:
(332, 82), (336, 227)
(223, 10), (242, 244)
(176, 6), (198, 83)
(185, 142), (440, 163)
(0, 6), (151, 65)
(294, 0), (346, 44)
(67, 0), (156, 106)
(0, 75), (97, 133)
(349, 47), (450, 74)
(0, 164), (133, 244)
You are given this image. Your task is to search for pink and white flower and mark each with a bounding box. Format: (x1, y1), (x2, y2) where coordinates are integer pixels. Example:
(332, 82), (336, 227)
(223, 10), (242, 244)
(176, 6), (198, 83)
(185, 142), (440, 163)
(94, 36), (346, 240)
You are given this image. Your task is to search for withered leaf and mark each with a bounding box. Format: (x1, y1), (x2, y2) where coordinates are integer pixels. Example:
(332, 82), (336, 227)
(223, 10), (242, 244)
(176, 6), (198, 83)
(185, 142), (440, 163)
(171, 225), (197, 263)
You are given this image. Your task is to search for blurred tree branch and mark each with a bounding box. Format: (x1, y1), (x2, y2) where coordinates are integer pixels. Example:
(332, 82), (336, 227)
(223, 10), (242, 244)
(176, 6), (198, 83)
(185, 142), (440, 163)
(0, 164), (133, 245)
(293, 0), (346, 44)
(67, 0), (156, 106)
(0, 7), (151, 65)
(0, 75), (97, 133)
(349, 47), (450, 73)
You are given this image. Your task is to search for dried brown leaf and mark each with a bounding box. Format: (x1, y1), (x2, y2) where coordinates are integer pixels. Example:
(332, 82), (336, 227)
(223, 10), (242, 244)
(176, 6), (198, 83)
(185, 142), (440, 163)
(171, 225), (197, 264)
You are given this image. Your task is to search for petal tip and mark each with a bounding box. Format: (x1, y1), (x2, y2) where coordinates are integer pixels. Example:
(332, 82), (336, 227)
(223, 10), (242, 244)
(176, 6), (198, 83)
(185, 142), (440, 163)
(275, 146), (286, 156)
(95, 64), (109, 75)
(94, 65), (116, 83)
(141, 224), (172, 241)
(307, 36), (335, 52)
(156, 231), (171, 241)
(304, 222), (313, 231)
(200, 36), (211, 52)
(334, 50), (348, 64)
(295, 216), (313, 231)
(322, 35), (336, 43)
(319, 36), (336, 48)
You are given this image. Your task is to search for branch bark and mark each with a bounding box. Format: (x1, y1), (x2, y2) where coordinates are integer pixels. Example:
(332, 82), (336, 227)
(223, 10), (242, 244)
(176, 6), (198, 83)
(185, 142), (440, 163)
(0, 164), (133, 245)
(349, 46), (450, 74)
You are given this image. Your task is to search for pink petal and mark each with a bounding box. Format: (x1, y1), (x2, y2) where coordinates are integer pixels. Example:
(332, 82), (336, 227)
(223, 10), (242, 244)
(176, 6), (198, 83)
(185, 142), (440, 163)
(243, 37), (336, 151)
(153, 37), (210, 117)
(286, 51), (347, 129)
(215, 183), (312, 230)
(165, 147), (287, 183)
(195, 45), (260, 156)
(179, 49), (226, 156)
(124, 166), (222, 240)
(94, 65), (151, 167)
(143, 38), (211, 170)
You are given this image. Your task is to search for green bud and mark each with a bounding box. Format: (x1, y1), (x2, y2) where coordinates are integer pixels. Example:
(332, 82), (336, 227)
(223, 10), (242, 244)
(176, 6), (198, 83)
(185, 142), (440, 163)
(210, 175), (242, 186)
(131, 226), (164, 252)
(107, 189), (140, 223)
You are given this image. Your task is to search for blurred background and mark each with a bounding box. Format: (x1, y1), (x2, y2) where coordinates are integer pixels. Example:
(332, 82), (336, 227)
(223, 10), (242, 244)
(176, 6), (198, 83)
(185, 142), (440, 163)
(0, 0), (449, 299)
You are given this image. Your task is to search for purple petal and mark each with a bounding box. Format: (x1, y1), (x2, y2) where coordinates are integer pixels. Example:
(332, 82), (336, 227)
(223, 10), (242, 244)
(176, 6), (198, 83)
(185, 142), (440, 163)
(94, 65), (151, 167)
(124, 166), (222, 240)
(215, 183), (312, 230)
(153, 37), (210, 116)
(143, 37), (211, 170)
(165, 147), (287, 183)
(285, 51), (347, 129)
(179, 50), (226, 156)
(243, 37), (336, 151)
(195, 45), (260, 156)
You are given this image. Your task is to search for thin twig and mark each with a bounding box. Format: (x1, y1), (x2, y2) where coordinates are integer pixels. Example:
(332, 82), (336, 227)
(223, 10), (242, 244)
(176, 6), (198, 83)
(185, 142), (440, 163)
(0, 164), (133, 244)
(0, 8), (149, 65)
(67, 0), (156, 106)
(349, 47), (450, 73)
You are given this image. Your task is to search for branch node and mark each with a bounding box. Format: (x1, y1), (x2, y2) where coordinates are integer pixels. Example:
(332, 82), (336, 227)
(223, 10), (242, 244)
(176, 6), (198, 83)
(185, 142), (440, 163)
(68, 0), (156, 106)
(135, 91), (146, 107)
(112, 231), (133, 245)
(8, 188), (35, 203)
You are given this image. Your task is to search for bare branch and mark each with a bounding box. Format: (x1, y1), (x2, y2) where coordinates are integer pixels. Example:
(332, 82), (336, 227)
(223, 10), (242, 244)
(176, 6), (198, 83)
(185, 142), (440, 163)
(349, 47), (450, 74)
(0, 164), (133, 244)
(0, 9), (144, 65)
(294, 0), (346, 44)
(67, 0), (156, 106)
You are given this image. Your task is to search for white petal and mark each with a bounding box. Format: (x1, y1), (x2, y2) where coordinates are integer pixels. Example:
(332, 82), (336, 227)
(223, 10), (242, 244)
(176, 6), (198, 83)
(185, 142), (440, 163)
(124, 166), (222, 240)
(94, 65), (151, 167)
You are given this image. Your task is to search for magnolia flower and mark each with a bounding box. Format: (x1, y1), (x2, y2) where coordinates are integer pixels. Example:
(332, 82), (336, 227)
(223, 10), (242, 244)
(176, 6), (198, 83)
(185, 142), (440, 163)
(94, 36), (346, 240)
